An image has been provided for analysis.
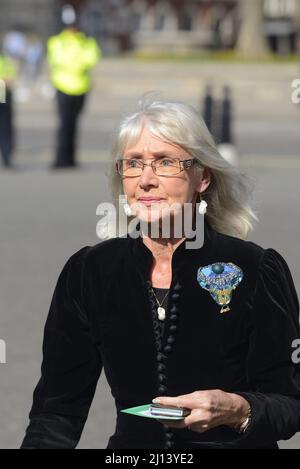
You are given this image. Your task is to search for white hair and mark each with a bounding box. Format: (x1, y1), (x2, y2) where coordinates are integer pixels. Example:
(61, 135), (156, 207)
(110, 95), (259, 240)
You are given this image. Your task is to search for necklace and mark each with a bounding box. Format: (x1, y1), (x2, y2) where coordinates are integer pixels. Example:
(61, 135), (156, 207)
(151, 287), (170, 321)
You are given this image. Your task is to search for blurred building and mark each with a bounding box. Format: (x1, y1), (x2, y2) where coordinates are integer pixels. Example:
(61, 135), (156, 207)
(0, 0), (57, 39)
(264, 0), (300, 53)
(81, 0), (239, 53)
(0, 0), (299, 54)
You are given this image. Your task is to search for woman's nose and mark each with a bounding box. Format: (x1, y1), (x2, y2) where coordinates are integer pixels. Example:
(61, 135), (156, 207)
(138, 163), (159, 188)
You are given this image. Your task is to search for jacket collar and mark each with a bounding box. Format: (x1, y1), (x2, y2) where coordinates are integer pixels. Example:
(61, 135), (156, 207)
(129, 217), (216, 282)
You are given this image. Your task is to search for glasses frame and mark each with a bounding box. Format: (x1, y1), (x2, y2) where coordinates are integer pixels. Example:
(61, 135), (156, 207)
(116, 157), (199, 178)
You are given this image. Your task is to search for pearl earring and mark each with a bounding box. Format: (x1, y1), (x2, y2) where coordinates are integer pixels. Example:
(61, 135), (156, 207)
(198, 199), (207, 215)
(123, 203), (133, 217)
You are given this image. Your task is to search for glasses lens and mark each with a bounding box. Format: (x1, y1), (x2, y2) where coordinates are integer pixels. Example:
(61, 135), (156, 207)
(118, 159), (142, 176)
(155, 158), (181, 176)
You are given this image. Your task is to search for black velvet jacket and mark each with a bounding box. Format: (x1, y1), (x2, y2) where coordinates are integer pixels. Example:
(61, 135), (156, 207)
(21, 219), (300, 449)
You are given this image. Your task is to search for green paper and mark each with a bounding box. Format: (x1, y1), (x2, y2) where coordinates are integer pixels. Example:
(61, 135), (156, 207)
(121, 404), (185, 420)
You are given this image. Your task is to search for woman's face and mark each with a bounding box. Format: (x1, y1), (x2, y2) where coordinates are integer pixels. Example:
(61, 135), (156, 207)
(122, 127), (211, 226)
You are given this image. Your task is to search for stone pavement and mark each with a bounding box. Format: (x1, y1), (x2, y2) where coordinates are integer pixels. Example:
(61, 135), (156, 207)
(0, 59), (299, 449)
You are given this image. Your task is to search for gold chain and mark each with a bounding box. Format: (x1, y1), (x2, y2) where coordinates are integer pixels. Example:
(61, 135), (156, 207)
(151, 287), (170, 308)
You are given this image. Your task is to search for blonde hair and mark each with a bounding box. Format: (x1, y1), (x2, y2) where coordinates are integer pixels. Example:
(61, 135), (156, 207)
(110, 95), (259, 240)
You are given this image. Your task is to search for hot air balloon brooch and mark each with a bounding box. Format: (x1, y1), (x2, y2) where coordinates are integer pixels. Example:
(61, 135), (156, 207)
(197, 262), (243, 314)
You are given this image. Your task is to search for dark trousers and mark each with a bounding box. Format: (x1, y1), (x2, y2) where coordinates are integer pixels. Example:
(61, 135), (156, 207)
(54, 90), (86, 167)
(0, 88), (14, 167)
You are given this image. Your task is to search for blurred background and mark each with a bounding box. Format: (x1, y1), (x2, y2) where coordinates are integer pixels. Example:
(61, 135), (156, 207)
(0, 0), (299, 449)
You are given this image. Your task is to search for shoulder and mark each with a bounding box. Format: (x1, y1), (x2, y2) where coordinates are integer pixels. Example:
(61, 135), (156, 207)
(56, 238), (129, 298)
(86, 35), (98, 44)
(67, 237), (130, 270)
(215, 228), (295, 274)
(80, 33), (93, 42)
(47, 34), (61, 49)
(84, 36), (101, 53)
(213, 228), (265, 269)
(214, 230), (299, 315)
(217, 231), (299, 310)
(89, 236), (129, 256)
(211, 229), (295, 292)
(48, 34), (60, 43)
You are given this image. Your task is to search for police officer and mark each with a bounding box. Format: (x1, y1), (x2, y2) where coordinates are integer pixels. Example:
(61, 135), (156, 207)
(48, 5), (101, 169)
(0, 53), (15, 169)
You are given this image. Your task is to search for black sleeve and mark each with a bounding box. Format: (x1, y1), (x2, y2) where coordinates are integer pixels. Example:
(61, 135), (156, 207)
(235, 248), (300, 447)
(21, 247), (102, 449)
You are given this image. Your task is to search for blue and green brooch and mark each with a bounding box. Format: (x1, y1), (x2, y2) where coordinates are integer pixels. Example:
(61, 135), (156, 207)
(197, 262), (243, 314)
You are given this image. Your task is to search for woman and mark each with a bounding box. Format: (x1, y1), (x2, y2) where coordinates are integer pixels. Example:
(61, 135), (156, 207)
(21, 98), (300, 449)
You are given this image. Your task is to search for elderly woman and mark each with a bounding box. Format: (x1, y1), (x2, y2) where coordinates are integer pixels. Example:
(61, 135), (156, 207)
(21, 98), (300, 449)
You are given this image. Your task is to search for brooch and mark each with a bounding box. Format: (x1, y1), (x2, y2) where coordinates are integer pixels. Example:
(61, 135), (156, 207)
(197, 262), (243, 314)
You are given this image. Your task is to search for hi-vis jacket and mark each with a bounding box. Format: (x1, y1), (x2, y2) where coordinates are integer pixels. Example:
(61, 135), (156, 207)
(0, 55), (15, 82)
(47, 29), (101, 96)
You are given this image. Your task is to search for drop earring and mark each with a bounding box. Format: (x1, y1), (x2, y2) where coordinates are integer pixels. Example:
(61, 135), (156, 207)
(198, 196), (208, 215)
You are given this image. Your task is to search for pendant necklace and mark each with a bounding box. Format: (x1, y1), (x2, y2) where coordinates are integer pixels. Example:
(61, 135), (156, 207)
(151, 288), (170, 321)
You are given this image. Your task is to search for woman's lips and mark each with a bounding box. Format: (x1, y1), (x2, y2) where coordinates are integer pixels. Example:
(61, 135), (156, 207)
(138, 198), (165, 206)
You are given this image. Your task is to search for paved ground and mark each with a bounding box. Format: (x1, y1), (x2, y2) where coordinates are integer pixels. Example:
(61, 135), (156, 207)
(0, 59), (299, 449)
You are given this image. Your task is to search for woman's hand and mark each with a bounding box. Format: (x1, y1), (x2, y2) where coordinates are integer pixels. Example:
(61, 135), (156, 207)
(153, 390), (250, 433)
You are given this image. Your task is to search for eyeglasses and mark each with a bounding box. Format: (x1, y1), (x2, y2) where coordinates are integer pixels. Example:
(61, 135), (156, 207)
(116, 157), (199, 177)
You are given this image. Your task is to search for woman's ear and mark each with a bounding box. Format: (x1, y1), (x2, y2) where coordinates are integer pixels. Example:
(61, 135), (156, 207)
(196, 168), (211, 194)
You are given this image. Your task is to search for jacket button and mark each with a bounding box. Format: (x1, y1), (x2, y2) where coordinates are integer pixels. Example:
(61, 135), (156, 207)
(173, 283), (182, 291)
(157, 353), (165, 362)
(170, 325), (178, 333)
(165, 441), (174, 449)
(171, 293), (180, 302)
(164, 345), (172, 353)
(158, 373), (166, 383)
(167, 336), (175, 344)
(157, 363), (166, 372)
(170, 315), (178, 322)
(159, 385), (167, 394)
(170, 305), (179, 314)
(164, 427), (173, 434)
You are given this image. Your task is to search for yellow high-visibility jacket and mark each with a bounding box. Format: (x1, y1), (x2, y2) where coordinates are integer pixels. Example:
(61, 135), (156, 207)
(0, 55), (16, 81)
(47, 29), (101, 96)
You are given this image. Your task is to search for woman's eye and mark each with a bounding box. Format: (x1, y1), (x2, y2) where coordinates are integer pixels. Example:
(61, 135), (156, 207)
(160, 158), (173, 166)
(128, 159), (139, 168)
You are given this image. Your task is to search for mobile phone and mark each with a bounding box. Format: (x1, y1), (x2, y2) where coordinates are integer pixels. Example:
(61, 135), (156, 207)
(150, 403), (191, 418)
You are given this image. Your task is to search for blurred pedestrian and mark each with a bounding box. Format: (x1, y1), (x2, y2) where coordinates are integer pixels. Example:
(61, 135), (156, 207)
(0, 53), (16, 169)
(3, 28), (27, 73)
(24, 33), (44, 84)
(47, 5), (101, 169)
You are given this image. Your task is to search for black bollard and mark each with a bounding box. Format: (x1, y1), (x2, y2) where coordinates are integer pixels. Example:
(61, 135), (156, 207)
(220, 86), (233, 144)
(217, 86), (238, 166)
(203, 85), (214, 133)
